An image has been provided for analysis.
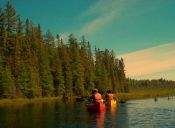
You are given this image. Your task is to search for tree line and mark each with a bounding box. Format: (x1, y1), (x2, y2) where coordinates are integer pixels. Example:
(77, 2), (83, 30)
(0, 2), (127, 99)
(126, 78), (175, 92)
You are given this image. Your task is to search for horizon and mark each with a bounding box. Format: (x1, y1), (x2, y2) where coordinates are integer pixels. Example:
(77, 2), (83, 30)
(0, 0), (175, 80)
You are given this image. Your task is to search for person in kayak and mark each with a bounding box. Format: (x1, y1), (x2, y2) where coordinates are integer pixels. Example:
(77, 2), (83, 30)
(105, 90), (114, 101)
(89, 88), (103, 103)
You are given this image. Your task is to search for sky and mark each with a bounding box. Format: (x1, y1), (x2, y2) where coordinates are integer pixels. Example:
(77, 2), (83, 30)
(0, 0), (175, 80)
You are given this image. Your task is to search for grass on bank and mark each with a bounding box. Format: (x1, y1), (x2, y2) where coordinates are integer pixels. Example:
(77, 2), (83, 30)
(0, 88), (175, 106)
(0, 97), (63, 106)
(116, 89), (175, 101)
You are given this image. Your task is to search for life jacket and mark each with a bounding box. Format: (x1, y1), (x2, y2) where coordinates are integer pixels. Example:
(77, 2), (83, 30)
(106, 93), (113, 100)
(94, 92), (102, 103)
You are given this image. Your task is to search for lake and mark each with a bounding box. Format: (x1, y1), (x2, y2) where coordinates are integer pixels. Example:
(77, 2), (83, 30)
(0, 97), (174, 128)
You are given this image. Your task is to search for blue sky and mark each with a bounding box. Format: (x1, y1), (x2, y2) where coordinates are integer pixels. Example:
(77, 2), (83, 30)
(1, 0), (175, 80)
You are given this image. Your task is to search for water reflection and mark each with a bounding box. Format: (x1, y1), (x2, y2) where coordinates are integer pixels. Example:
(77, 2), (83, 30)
(115, 103), (129, 128)
(110, 104), (117, 124)
(96, 111), (105, 128)
(0, 98), (175, 128)
(110, 103), (117, 115)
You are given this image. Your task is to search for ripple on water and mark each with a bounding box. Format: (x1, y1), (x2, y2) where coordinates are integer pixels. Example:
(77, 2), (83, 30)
(125, 98), (175, 128)
(0, 98), (175, 128)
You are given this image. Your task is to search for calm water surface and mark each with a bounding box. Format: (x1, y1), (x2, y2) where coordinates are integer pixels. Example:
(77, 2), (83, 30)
(0, 97), (175, 128)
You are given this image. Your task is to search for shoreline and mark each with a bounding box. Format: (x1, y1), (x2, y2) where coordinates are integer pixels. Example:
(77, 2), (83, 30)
(0, 90), (174, 106)
(0, 97), (62, 106)
(116, 91), (174, 101)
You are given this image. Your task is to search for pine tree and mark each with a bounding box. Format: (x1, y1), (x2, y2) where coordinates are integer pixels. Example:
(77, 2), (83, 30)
(0, 65), (14, 98)
(60, 41), (73, 96)
(22, 19), (42, 97)
(110, 50), (118, 92)
(35, 25), (54, 97)
(5, 1), (18, 57)
(117, 58), (126, 92)
(94, 48), (103, 90)
(13, 17), (23, 97)
(44, 29), (55, 46)
(0, 7), (4, 47)
(6, 1), (18, 33)
(80, 36), (95, 94)
(52, 47), (64, 96)
(69, 34), (84, 95)
(0, 55), (3, 98)
(0, 11), (7, 58)
(25, 19), (30, 36)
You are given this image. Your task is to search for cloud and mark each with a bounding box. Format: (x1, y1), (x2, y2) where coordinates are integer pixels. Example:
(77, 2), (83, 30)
(79, 10), (117, 35)
(78, 0), (124, 35)
(81, 0), (120, 17)
(119, 43), (175, 80)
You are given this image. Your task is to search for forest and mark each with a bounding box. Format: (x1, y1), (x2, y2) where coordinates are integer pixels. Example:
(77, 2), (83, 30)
(0, 2), (126, 98)
(126, 78), (175, 92)
(0, 2), (174, 99)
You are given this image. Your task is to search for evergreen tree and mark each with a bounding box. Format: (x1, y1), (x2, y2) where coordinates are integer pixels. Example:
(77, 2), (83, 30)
(52, 48), (64, 96)
(23, 19), (42, 97)
(86, 42), (95, 92)
(110, 51), (118, 92)
(69, 34), (84, 95)
(0, 11), (7, 58)
(25, 18), (30, 36)
(0, 66), (14, 98)
(94, 48), (103, 90)
(13, 17), (23, 97)
(94, 48), (112, 91)
(60, 41), (73, 96)
(36, 26), (54, 97)
(5, 1), (17, 54)
(117, 58), (126, 92)
(44, 29), (55, 46)
(6, 1), (18, 33)
(18, 61), (41, 98)
(80, 36), (95, 94)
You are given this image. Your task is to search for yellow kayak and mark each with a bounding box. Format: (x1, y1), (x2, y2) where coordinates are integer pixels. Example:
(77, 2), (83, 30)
(106, 99), (117, 107)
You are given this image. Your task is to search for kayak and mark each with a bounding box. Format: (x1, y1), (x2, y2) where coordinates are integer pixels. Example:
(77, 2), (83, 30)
(106, 100), (117, 107)
(86, 103), (106, 112)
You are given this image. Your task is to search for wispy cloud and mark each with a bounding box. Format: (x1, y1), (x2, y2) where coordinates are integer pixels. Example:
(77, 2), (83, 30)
(80, 10), (117, 35)
(81, 0), (120, 17)
(78, 0), (125, 35)
(119, 43), (175, 80)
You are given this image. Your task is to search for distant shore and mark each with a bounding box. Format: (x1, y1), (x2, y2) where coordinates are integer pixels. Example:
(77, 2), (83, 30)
(116, 91), (174, 101)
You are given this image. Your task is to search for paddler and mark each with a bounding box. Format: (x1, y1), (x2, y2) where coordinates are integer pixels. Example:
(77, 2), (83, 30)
(105, 90), (115, 101)
(89, 88), (103, 103)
